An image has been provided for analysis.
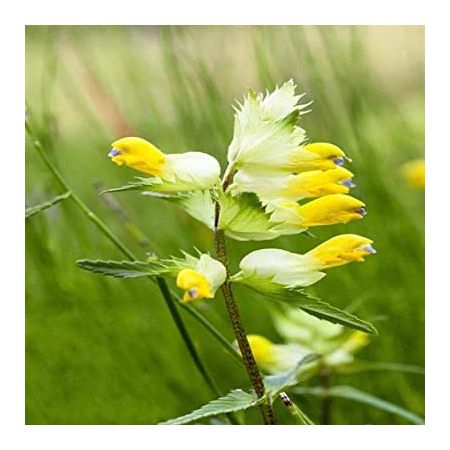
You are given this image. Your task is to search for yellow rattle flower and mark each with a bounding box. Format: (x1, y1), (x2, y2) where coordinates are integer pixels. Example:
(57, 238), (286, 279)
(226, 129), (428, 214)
(306, 234), (376, 269)
(108, 137), (220, 191)
(175, 254), (226, 302)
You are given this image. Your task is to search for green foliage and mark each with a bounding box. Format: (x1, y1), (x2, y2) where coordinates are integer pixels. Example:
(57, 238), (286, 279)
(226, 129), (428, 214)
(76, 259), (164, 278)
(295, 385), (424, 425)
(336, 360), (425, 376)
(163, 354), (319, 425)
(25, 191), (71, 219)
(235, 281), (378, 335)
(263, 353), (319, 402)
(160, 389), (261, 425)
(25, 25), (424, 424)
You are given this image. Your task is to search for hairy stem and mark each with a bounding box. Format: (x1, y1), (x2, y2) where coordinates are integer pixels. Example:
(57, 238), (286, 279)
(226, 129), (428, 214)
(213, 169), (277, 425)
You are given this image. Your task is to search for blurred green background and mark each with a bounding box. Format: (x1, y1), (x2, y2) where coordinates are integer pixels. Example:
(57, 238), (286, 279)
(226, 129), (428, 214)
(25, 25), (424, 424)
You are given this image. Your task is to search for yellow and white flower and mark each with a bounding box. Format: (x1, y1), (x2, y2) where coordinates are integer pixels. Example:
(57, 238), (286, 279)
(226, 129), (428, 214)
(229, 166), (355, 204)
(232, 234), (375, 291)
(274, 307), (370, 370)
(269, 194), (367, 228)
(236, 335), (311, 374)
(242, 309), (371, 375)
(175, 253), (226, 302)
(226, 80), (350, 174)
(108, 136), (220, 192)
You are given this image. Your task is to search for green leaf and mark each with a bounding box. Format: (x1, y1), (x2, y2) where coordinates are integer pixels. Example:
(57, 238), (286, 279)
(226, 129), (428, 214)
(263, 353), (319, 402)
(292, 294), (378, 336)
(100, 177), (164, 194)
(295, 385), (424, 425)
(154, 190), (215, 229)
(235, 282), (378, 335)
(25, 191), (71, 219)
(160, 389), (261, 425)
(336, 360), (425, 376)
(76, 259), (165, 279)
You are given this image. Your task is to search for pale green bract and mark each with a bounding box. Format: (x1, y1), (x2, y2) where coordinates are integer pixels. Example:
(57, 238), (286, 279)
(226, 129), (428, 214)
(227, 80), (310, 170)
(235, 248), (325, 288)
(127, 189), (308, 241)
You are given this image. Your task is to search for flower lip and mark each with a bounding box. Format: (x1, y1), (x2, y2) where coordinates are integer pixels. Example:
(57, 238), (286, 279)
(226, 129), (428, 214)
(333, 157), (345, 166)
(187, 287), (198, 299)
(340, 179), (356, 188)
(362, 244), (376, 254)
(108, 148), (121, 157)
(356, 207), (367, 216)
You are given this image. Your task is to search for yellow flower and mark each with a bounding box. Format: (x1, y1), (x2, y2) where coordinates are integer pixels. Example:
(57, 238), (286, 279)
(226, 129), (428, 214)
(245, 335), (278, 366)
(108, 136), (220, 191)
(238, 335), (310, 373)
(306, 234), (376, 269)
(270, 194), (366, 228)
(229, 167), (355, 203)
(175, 254), (227, 302)
(176, 268), (213, 302)
(340, 331), (370, 353)
(109, 137), (166, 176)
(235, 234), (374, 291)
(272, 308), (371, 372)
(401, 159), (425, 188)
(286, 167), (354, 198)
(290, 142), (350, 172)
(298, 194), (366, 226)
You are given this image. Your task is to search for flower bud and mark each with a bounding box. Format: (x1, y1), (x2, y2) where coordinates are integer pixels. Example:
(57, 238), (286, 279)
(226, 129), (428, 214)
(175, 254), (226, 302)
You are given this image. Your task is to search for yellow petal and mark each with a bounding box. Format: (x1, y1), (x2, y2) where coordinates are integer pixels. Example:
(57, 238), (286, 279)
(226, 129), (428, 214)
(286, 167), (354, 198)
(307, 234), (375, 269)
(245, 335), (277, 366)
(109, 137), (166, 176)
(340, 331), (370, 354)
(176, 268), (212, 302)
(290, 142), (347, 172)
(298, 194), (366, 226)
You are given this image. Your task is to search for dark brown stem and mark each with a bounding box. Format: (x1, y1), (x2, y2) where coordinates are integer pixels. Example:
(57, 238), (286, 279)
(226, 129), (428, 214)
(214, 171), (277, 425)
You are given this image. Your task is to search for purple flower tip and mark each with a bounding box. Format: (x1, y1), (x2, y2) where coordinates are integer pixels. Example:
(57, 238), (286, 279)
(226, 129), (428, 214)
(187, 288), (198, 299)
(356, 207), (367, 216)
(363, 244), (377, 254)
(341, 179), (356, 188)
(333, 157), (345, 166)
(108, 148), (121, 157)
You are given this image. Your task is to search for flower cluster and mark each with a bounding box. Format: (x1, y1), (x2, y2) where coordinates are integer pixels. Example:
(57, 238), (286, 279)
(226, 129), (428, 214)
(105, 80), (375, 308)
(224, 81), (366, 238)
(242, 307), (370, 375)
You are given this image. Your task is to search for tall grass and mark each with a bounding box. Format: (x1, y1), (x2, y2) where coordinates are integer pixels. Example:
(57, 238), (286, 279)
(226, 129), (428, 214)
(25, 25), (424, 424)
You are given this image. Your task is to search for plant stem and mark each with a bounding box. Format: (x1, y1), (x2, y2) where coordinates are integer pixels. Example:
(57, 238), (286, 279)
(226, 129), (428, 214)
(25, 121), (222, 400)
(319, 365), (332, 425)
(213, 169), (277, 425)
